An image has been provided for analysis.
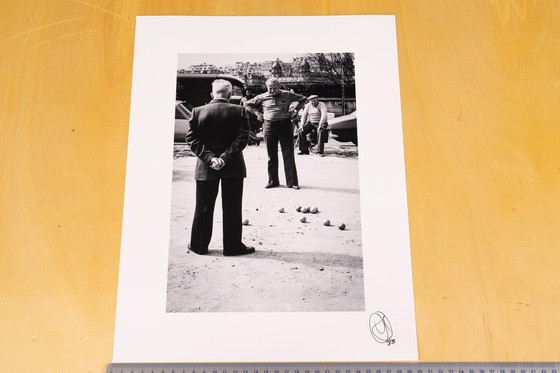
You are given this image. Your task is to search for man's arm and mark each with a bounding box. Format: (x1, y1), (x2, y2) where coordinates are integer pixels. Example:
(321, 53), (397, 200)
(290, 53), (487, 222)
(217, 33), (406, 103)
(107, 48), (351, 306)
(243, 95), (264, 121)
(290, 91), (308, 112)
(218, 107), (250, 164)
(318, 102), (328, 127)
(186, 108), (216, 164)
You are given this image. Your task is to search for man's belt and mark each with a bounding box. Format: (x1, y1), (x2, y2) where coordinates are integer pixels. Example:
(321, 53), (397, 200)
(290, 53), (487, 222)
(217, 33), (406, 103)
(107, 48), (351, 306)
(265, 118), (291, 123)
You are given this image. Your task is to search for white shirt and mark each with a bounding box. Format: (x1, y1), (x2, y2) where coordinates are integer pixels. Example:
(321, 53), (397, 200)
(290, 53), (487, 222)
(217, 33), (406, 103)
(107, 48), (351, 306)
(300, 101), (328, 126)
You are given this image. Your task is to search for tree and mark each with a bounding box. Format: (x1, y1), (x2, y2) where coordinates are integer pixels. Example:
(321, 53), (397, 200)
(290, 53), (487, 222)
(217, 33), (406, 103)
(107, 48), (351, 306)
(303, 53), (355, 115)
(303, 53), (355, 86)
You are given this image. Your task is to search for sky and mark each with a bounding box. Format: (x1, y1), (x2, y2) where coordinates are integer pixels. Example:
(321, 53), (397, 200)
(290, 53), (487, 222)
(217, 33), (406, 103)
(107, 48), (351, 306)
(177, 53), (305, 69)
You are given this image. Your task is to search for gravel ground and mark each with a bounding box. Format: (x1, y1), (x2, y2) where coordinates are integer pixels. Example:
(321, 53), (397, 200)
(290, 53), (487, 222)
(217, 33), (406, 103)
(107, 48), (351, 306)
(166, 141), (364, 313)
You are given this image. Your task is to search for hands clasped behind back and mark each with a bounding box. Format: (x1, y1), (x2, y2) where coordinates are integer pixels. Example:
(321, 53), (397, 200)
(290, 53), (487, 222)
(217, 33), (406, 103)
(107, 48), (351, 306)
(210, 157), (225, 170)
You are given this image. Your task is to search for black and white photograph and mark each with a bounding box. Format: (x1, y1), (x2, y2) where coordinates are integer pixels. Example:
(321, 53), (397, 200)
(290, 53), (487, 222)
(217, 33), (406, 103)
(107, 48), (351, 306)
(166, 52), (363, 313)
(113, 15), (417, 363)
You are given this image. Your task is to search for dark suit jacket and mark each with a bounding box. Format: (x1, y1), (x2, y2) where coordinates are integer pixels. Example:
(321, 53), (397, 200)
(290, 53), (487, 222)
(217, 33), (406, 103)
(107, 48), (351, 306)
(186, 98), (250, 180)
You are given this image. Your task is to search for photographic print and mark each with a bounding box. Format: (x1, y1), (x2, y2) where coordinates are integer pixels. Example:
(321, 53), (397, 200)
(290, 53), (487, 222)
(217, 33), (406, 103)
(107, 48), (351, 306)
(167, 52), (363, 313)
(113, 16), (417, 363)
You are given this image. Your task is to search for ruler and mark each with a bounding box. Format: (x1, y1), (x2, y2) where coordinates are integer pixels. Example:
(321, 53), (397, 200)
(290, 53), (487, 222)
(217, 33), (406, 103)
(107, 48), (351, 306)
(107, 362), (559, 373)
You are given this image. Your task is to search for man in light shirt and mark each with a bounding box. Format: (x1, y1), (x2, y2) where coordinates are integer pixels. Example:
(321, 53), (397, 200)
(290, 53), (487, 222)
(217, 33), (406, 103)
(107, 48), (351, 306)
(298, 95), (329, 156)
(244, 77), (307, 189)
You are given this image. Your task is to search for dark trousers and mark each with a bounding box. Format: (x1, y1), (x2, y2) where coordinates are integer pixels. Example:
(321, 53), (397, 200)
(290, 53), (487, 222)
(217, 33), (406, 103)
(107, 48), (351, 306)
(298, 122), (325, 154)
(190, 178), (244, 254)
(263, 119), (299, 186)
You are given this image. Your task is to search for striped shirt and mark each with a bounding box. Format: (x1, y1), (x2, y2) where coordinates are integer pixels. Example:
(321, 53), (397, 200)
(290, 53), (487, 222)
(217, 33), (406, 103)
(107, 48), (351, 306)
(301, 101), (328, 126)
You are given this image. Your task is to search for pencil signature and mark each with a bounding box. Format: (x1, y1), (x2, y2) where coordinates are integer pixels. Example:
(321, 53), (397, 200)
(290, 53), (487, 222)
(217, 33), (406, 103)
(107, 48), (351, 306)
(369, 312), (395, 346)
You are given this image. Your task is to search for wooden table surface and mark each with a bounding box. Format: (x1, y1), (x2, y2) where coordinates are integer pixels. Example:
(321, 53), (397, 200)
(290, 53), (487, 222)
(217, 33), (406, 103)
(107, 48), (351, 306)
(2, 0), (560, 371)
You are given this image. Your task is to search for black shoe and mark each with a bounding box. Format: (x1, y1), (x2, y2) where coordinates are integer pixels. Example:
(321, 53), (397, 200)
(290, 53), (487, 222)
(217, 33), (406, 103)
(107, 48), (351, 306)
(287, 185), (300, 190)
(224, 246), (256, 257)
(188, 244), (208, 255)
(265, 181), (279, 189)
(297, 151), (309, 155)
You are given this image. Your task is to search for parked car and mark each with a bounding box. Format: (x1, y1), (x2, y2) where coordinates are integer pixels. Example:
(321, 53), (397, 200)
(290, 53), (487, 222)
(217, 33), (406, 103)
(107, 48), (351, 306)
(176, 73), (246, 107)
(329, 110), (357, 145)
(174, 101), (192, 143)
(174, 73), (247, 143)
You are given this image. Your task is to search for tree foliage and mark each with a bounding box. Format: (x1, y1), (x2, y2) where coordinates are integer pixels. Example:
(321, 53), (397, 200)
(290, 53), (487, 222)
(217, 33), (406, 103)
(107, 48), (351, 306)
(302, 53), (355, 86)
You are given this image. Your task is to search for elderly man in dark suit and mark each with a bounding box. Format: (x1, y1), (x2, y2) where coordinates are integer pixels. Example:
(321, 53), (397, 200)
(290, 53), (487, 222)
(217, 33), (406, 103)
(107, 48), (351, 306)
(186, 79), (255, 256)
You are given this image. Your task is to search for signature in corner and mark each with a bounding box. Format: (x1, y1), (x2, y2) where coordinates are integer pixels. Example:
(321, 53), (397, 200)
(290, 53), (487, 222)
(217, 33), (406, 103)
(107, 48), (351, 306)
(369, 311), (395, 346)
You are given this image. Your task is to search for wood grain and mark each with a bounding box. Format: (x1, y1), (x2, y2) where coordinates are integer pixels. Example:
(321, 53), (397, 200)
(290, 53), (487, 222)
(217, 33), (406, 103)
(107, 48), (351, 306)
(1, 0), (559, 371)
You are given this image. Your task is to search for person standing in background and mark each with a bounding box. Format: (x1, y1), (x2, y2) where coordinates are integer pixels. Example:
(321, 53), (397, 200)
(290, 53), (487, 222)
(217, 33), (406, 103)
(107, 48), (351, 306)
(240, 88), (262, 146)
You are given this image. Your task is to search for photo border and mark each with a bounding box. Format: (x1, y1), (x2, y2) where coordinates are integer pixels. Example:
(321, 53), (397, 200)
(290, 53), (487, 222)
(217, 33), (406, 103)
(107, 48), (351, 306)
(114, 15), (417, 362)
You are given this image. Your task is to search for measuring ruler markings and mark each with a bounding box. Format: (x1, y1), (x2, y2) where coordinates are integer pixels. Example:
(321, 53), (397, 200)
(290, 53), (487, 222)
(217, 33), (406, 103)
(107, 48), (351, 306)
(107, 362), (560, 373)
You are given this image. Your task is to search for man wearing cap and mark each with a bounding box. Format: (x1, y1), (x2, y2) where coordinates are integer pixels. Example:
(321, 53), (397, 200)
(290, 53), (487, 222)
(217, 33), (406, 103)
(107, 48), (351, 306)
(243, 77), (307, 189)
(298, 94), (329, 156)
